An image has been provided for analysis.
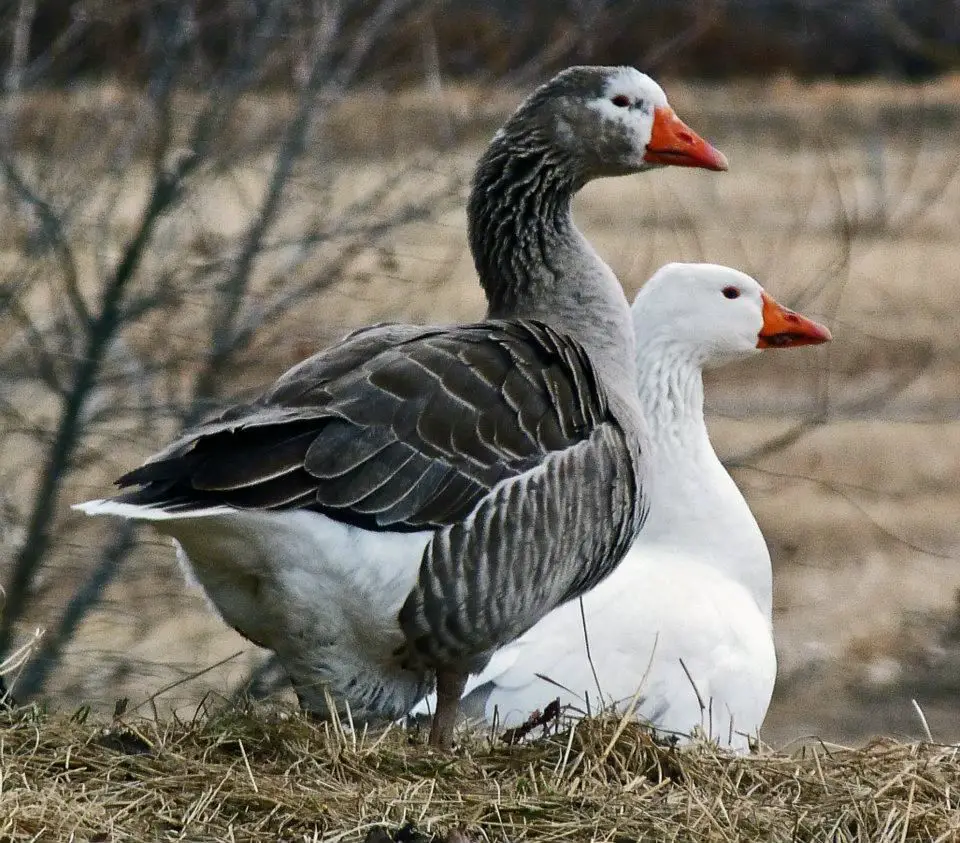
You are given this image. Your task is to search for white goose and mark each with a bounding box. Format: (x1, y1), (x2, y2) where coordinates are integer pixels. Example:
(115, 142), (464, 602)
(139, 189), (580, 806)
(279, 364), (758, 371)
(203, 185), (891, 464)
(413, 263), (832, 752)
(75, 67), (727, 748)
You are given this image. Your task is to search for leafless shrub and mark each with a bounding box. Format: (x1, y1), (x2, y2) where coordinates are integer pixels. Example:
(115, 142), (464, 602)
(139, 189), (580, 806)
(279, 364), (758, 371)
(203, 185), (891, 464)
(0, 0), (463, 695)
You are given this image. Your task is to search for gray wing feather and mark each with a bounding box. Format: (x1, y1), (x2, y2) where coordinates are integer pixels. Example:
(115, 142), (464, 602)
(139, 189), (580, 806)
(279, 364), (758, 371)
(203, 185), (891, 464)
(114, 320), (614, 535)
(397, 421), (646, 673)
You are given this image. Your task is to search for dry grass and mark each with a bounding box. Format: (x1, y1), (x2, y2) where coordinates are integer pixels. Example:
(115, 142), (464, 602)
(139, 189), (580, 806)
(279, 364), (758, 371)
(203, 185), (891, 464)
(6, 73), (960, 160)
(2, 705), (959, 842)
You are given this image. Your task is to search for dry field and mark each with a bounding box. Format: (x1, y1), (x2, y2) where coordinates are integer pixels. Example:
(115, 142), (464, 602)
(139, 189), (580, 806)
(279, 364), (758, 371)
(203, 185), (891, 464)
(2, 76), (960, 757)
(4, 708), (960, 842)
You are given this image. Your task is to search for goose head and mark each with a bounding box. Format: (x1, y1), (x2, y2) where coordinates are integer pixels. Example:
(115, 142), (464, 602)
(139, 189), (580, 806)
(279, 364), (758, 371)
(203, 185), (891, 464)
(495, 66), (728, 181)
(632, 263), (832, 369)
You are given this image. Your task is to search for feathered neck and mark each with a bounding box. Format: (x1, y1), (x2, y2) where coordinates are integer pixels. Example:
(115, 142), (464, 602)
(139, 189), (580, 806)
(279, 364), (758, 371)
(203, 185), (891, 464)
(468, 129), (637, 409)
(631, 334), (773, 621)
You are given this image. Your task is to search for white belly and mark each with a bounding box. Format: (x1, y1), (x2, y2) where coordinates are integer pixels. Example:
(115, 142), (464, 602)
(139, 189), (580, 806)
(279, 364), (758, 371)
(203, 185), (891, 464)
(76, 499), (434, 719)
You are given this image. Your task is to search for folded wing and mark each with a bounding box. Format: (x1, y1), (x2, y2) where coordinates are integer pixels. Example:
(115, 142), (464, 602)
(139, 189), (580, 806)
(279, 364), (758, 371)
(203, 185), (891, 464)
(115, 319), (615, 532)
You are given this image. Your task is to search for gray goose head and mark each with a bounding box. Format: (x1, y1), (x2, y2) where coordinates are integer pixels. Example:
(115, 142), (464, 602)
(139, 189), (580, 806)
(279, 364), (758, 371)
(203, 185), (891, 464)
(495, 66), (727, 181)
(468, 66), (727, 318)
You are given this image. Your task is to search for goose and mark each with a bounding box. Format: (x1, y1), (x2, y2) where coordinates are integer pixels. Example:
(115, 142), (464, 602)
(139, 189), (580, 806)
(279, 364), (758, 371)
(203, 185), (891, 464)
(74, 67), (727, 749)
(411, 263), (832, 752)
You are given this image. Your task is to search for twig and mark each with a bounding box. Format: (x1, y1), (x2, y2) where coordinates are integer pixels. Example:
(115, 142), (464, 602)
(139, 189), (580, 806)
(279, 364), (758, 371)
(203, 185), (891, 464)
(0, 158), (88, 328)
(500, 699), (560, 745)
(128, 650), (246, 716)
(911, 698), (934, 743)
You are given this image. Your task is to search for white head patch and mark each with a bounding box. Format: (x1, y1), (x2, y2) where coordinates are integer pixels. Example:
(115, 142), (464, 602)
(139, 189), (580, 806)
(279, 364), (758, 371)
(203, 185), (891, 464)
(584, 67), (671, 162)
(632, 263), (768, 365)
(602, 67), (668, 108)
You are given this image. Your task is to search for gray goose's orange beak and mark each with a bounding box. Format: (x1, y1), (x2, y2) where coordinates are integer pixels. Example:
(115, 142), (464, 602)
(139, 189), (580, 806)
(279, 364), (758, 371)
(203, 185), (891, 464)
(757, 291), (833, 348)
(643, 106), (729, 172)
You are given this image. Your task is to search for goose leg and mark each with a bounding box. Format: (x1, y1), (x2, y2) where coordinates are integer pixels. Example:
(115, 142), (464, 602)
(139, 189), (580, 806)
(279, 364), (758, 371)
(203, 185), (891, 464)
(428, 669), (468, 749)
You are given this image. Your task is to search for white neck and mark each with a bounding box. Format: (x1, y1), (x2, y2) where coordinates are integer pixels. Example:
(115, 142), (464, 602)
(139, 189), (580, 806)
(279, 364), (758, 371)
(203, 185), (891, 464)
(630, 336), (772, 621)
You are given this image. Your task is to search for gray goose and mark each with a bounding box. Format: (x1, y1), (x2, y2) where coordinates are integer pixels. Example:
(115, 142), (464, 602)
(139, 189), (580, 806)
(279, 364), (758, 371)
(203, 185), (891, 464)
(76, 66), (727, 748)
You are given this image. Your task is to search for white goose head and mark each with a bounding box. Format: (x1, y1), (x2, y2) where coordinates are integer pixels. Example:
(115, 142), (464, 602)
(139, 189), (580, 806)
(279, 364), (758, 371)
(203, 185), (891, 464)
(632, 263), (832, 369)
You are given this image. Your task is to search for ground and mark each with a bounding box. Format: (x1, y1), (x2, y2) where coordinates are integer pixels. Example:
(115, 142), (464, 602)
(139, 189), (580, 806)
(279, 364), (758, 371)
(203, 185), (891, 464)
(2, 708), (958, 842)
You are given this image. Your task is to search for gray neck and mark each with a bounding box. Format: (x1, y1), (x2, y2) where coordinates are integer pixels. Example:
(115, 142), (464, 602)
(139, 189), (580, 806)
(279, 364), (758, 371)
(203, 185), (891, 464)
(469, 135), (638, 406)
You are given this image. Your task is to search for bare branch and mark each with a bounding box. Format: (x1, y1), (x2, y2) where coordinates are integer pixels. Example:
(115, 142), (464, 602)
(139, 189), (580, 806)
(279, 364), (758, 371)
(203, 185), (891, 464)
(17, 525), (136, 697)
(5, 0), (36, 94)
(191, 17), (335, 408)
(0, 158), (89, 328)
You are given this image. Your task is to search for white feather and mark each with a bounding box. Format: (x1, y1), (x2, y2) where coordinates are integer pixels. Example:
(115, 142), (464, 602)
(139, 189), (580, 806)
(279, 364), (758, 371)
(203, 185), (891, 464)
(73, 499), (233, 520)
(74, 499), (433, 716)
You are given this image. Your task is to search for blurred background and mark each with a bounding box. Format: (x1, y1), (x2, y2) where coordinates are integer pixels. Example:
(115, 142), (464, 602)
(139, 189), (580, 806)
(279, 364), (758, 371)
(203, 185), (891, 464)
(1, 0), (958, 747)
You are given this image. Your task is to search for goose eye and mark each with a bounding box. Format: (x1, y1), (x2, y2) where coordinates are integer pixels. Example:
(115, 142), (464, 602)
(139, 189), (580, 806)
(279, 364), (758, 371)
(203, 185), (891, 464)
(722, 286), (740, 299)
(611, 95), (631, 108)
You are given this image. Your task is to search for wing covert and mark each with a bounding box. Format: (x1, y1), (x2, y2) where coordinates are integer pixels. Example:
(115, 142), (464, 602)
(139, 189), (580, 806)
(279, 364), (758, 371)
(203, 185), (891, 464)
(114, 320), (613, 533)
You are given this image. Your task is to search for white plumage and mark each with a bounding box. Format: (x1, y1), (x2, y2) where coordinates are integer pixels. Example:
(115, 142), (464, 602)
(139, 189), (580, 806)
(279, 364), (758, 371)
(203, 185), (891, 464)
(76, 499), (435, 715)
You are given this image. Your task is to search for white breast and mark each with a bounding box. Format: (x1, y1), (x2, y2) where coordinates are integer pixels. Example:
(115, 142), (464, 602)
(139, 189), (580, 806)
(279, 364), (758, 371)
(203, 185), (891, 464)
(413, 542), (776, 752)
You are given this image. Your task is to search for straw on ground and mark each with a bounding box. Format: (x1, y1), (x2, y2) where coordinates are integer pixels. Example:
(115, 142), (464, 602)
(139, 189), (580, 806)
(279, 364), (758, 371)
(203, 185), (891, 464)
(1, 704), (958, 842)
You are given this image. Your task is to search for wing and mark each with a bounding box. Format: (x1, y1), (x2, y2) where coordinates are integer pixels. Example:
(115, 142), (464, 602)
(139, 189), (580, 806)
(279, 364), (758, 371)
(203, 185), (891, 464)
(113, 319), (613, 533)
(397, 419), (646, 673)
(409, 555), (774, 746)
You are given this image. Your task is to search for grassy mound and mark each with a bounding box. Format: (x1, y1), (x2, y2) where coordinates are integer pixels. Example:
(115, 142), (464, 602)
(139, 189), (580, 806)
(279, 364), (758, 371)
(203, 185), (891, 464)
(1, 704), (957, 841)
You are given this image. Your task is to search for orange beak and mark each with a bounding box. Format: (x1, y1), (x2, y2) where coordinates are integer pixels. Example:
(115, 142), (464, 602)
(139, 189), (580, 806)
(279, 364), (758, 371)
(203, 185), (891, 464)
(757, 291), (832, 348)
(643, 106), (729, 172)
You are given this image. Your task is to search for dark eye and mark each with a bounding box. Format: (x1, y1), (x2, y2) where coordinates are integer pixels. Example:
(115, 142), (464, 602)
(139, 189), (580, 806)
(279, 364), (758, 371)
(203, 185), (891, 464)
(722, 286), (740, 299)
(611, 94), (631, 108)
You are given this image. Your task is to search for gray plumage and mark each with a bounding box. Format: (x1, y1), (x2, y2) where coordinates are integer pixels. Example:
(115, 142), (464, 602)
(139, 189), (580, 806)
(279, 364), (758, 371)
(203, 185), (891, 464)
(116, 320), (612, 532)
(76, 66), (726, 747)
(116, 317), (641, 678)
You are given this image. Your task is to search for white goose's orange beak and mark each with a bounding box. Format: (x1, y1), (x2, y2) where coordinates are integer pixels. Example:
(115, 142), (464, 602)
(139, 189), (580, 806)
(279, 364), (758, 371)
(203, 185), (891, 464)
(757, 291), (833, 348)
(643, 106), (729, 171)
